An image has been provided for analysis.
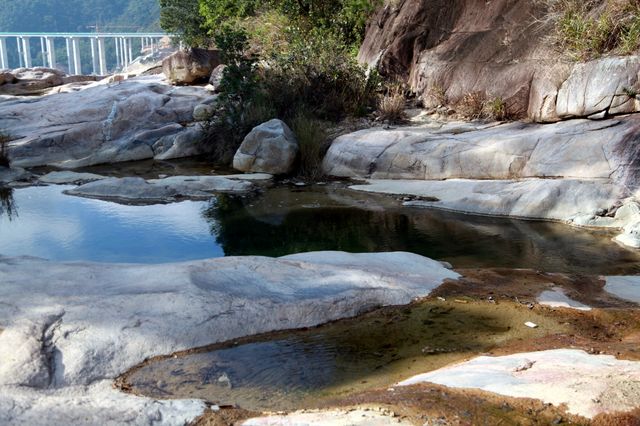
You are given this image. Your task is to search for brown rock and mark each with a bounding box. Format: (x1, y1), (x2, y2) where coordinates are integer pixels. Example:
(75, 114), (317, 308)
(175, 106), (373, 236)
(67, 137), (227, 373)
(359, 0), (640, 122)
(162, 48), (221, 85)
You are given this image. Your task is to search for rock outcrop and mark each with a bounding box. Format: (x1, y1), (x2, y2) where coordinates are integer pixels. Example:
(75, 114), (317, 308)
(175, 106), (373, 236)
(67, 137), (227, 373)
(162, 48), (221, 85)
(323, 116), (640, 247)
(233, 119), (299, 175)
(0, 252), (457, 424)
(359, 0), (640, 122)
(0, 67), (101, 96)
(324, 117), (640, 187)
(1, 75), (212, 168)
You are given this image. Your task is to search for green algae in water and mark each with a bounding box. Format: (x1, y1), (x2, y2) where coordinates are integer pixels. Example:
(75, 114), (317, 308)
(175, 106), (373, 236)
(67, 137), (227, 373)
(125, 301), (567, 411)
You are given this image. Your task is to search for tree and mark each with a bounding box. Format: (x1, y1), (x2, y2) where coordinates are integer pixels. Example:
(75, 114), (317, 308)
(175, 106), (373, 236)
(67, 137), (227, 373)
(159, 0), (208, 48)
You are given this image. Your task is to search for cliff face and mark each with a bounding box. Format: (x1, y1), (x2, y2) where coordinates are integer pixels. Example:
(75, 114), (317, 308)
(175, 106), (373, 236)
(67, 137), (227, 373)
(359, 0), (640, 122)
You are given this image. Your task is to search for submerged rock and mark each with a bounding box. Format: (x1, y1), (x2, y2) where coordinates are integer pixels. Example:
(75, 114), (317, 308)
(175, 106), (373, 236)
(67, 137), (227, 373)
(39, 171), (107, 185)
(64, 174), (267, 203)
(1, 76), (212, 168)
(233, 119), (299, 175)
(397, 349), (640, 418)
(0, 251), (457, 424)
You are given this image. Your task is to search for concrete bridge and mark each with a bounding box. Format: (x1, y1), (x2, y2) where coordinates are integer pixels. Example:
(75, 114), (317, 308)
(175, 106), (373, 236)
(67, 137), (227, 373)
(0, 32), (170, 75)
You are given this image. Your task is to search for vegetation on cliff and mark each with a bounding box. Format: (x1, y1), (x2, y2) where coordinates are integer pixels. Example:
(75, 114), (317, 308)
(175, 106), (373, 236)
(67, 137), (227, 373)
(543, 0), (640, 59)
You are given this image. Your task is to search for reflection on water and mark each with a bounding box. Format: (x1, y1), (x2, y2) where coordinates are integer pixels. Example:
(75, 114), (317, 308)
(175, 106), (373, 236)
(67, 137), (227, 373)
(0, 185), (221, 263)
(1, 184), (640, 273)
(207, 187), (640, 275)
(0, 186), (16, 220)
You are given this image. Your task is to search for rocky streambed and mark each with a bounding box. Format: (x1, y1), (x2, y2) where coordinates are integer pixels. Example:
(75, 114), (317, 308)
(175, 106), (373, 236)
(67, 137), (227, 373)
(3, 69), (640, 424)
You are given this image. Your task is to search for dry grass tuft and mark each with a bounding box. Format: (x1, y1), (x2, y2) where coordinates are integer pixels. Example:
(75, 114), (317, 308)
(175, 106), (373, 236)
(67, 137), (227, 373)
(377, 84), (407, 124)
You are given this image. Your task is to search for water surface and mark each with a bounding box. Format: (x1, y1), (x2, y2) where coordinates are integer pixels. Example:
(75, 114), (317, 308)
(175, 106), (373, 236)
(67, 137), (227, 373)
(1, 183), (639, 274)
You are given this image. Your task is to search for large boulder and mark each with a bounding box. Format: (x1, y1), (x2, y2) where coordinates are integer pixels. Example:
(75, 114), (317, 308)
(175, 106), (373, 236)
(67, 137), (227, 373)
(162, 48), (221, 85)
(0, 68), (101, 96)
(1, 75), (213, 168)
(233, 119), (299, 175)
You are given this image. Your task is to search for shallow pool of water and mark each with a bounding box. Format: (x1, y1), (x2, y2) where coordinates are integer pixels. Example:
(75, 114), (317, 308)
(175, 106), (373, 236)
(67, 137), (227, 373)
(1, 183), (640, 272)
(123, 300), (567, 411)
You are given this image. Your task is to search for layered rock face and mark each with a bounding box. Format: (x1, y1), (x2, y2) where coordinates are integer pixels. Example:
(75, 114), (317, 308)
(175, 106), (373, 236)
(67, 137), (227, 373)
(0, 75), (214, 168)
(359, 0), (640, 122)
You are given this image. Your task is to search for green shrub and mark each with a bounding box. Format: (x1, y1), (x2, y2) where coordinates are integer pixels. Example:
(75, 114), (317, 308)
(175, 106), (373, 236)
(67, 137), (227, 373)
(202, 26), (274, 164)
(290, 114), (328, 180)
(159, 0), (209, 48)
(260, 28), (380, 121)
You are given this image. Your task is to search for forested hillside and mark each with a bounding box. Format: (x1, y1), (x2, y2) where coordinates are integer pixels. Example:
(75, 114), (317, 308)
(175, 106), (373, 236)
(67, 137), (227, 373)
(0, 0), (160, 32)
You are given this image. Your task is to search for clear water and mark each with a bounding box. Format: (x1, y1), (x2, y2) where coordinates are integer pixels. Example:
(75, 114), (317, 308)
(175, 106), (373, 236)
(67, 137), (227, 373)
(0, 185), (222, 263)
(1, 183), (640, 273)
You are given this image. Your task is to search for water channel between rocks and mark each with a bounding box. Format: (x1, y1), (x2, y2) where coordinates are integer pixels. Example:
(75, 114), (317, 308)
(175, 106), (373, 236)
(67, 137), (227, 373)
(1, 177), (639, 274)
(3, 161), (640, 415)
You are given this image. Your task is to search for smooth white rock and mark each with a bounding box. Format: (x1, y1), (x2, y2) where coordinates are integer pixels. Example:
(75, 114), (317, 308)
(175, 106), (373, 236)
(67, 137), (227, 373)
(323, 118), (637, 185)
(1, 75), (211, 168)
(556, 57), (640, 118)
(351, 178), (623, 221)
(0, 381), (205, 426)
(397, 349), (640, 418)
(0, 252), (457, 424)
(243, 409), (413, 426)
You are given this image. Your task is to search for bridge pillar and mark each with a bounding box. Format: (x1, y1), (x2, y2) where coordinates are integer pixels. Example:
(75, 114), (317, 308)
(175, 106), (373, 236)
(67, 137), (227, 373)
(0, 38), (8, 69)
(115, 37), (121, 69)
(45, 37), (56, 69)
(21, 37), (32, 68)
(120, 38), (127, 68)
(65, 37), (72, 73)
(71, 37), (81, 75)
(127, 38), (133, 67)
(40, 37), (47, 67)
(97, 37), (107, 75)
(90, 38), (98, 75)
